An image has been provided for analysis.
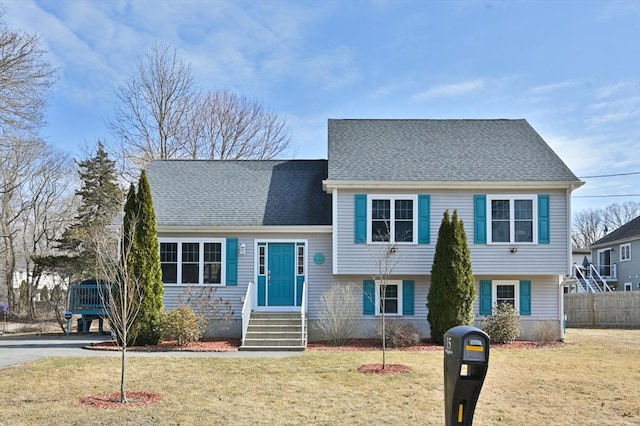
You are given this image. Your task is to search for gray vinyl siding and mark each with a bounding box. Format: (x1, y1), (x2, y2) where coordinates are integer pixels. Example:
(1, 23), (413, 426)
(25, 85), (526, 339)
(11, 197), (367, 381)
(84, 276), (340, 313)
(603, 238), (640, 291)
(473, 275), (561, 320)
(161, 232), (334, 318)
(334, 189), (571, 276)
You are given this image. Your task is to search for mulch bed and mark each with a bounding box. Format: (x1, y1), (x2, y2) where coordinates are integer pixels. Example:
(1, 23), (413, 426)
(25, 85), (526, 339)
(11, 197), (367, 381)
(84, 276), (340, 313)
(80, 391), (162, 409)
(357, 363), (413, 374)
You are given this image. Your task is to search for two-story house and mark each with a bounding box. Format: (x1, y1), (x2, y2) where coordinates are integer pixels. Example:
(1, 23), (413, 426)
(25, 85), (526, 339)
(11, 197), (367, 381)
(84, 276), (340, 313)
(589, 216), (640, 292)
(146, 119), (583, 349)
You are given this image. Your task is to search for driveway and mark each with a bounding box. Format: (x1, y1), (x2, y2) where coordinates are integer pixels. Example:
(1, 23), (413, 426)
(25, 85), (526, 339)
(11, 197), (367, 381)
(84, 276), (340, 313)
(0, 334), (301, 369)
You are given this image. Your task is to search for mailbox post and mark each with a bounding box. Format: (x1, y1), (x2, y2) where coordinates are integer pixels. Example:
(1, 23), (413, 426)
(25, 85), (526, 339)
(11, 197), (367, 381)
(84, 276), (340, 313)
(444, 325), (490, 426)
(64, 311), (73, 336)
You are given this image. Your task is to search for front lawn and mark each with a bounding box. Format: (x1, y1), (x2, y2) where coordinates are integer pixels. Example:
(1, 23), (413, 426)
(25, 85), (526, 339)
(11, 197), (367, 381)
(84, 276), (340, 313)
(0, 328), (638, 425)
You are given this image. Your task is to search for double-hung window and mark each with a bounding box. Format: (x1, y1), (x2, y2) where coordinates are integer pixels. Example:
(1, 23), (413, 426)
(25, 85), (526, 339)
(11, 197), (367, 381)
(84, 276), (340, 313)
(494, 280), (519, 310)
(488, 195), (536, 243)
(375, 280), (403, 315)
(620, 244), (631, 262)
(369, 195), (417, 243)
(159, 239), (225, 285)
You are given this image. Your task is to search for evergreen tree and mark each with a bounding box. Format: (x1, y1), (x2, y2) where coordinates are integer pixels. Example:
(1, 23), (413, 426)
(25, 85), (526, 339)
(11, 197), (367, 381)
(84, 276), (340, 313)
(129, 171), (164, 346)
(57, 143), (123, 277)
(427, 210), (476, 344)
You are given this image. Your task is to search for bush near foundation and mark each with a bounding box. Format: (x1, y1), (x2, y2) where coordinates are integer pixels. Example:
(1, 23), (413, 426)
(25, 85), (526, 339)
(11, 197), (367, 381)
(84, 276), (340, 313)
(161, 306), (202, 346)
(481, 303), (522, 344)
(377, 320), (421, 348)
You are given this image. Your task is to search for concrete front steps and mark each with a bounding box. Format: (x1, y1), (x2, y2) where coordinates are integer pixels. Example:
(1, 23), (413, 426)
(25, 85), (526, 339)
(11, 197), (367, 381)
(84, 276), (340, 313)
(240, 312), (307, 351)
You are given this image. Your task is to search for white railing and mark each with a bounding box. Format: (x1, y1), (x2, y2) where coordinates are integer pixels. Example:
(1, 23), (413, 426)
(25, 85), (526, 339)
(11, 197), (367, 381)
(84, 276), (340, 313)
(592, 263), (617, 280)
(241, 281), (256, 346)
(588, 264), (613, 292)
(300, 281), (308, 347)
(571, 264), (613, 293)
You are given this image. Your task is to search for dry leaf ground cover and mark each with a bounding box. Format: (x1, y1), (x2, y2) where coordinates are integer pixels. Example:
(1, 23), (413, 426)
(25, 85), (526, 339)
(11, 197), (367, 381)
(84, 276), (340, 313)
(0, 328), (639, 425)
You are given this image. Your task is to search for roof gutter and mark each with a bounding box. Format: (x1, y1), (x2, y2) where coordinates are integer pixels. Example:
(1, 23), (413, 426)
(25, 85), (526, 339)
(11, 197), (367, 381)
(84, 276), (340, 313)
(323, 179), (585, 192)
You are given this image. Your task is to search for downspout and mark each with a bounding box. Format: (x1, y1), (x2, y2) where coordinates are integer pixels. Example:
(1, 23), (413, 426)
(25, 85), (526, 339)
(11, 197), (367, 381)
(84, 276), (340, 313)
(560, 185), (576, 341)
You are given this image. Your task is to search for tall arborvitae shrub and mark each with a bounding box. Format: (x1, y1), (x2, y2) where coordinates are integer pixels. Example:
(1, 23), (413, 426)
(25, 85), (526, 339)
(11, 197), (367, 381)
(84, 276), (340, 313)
(131, 171), (164, 346)
(427, 210), (476, 344)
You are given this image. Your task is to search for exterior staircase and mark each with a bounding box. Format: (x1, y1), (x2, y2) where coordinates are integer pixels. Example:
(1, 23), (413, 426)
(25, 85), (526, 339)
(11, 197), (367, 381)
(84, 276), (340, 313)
(239, 312), (307, 351)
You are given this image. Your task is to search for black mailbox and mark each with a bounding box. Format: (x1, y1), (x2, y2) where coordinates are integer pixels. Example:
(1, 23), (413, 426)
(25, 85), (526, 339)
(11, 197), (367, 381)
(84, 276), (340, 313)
(444, 325), (490, 426)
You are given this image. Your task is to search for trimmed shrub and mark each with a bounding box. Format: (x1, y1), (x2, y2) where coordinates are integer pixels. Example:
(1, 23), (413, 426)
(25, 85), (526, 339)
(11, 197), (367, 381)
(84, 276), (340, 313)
(427, 210), (476, 344)
(482, 303), (522, 344)
(377, 320), (420, 348)
(161, 306), (202, 346)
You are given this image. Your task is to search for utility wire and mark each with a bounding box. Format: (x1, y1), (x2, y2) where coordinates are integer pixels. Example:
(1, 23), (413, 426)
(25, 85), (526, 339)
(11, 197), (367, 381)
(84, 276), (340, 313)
(573, 194), (640, 198)
(578, 171), (640, 179)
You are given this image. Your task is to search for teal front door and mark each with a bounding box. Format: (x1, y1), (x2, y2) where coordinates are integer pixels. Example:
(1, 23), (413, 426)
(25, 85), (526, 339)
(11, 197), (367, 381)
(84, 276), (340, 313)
(268, 243), (295, 306)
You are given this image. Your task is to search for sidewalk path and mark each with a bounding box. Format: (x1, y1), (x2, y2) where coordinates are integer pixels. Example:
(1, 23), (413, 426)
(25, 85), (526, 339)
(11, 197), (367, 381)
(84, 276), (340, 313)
(0, 334), (302, 369)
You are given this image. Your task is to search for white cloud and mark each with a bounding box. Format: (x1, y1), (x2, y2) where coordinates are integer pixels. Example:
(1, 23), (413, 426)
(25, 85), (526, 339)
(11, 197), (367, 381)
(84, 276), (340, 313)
(412, 79), (486, 100)
(526, 80), (580, 96)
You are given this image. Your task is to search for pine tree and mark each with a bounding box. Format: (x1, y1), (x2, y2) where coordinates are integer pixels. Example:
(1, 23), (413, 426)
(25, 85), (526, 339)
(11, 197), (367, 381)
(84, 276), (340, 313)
(129, 171), (164, 346)
(57, 143), (123, 277)
(427, 210), (476, 344)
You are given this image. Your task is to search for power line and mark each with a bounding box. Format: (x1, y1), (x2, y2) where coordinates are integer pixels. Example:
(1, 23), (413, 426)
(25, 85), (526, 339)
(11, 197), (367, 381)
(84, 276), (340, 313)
(573, 194), (640, 198)
(578, 171), (640, 179)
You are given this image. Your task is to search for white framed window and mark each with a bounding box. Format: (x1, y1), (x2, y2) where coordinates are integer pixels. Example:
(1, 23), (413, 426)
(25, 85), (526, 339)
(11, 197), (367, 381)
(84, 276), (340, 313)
(159, 238), (226, 285)
(620, 243), (631, 262)
(375, 280), (403, 316)
(624, 282), (632, 292)
(493, 280), (520, 311)
(368, 195), (417, 244)
(488, 195), (537, 244)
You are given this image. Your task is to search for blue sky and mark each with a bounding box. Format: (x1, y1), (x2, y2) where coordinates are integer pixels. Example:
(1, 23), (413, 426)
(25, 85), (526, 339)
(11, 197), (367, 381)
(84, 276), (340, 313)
(4, 0), (640, 214)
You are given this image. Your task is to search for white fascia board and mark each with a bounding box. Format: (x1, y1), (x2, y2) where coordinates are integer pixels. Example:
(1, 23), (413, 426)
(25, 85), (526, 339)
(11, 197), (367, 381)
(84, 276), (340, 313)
(157, 225), (333, 234)
(323, 180), (585, 191)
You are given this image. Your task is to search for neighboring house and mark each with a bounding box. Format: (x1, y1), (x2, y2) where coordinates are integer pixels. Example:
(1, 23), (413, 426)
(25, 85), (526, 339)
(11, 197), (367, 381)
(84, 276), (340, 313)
(146, 119), (583, 347)
(12, 261), (63, 302)
(589, 216), (640, 292)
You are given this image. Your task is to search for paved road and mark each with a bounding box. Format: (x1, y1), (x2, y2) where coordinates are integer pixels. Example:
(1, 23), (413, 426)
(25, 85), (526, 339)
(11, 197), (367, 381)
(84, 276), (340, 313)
(0, 334), (302, 369)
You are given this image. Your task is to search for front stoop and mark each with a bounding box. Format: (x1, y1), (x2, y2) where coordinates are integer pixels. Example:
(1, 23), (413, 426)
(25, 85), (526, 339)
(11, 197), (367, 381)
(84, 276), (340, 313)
(240, 312), (307, 351)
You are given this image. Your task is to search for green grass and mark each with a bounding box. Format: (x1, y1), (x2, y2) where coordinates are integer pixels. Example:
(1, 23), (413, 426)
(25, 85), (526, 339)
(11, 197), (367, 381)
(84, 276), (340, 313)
(1, 329), (639, 425)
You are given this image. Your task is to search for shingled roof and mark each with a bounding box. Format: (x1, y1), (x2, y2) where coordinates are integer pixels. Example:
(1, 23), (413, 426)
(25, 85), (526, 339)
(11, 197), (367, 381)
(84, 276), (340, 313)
(590, 215), (640, 248)
(146, 160), (331, 227)
(327, 119), (581, 183)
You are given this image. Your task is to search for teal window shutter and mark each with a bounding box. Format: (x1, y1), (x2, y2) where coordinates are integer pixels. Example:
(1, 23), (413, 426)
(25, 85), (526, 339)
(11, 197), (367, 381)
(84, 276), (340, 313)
(363, 280), (375, 315)
(354, 194), (367, 244)
(226, 238), (238, 286)
(480, 280), (492, 315)
(474, 195), (487, 244)
(538, 194), (550, 244)
(520, 280), (531, 315)
(418, 195), (431, 244)
(402, 280), (415, 315)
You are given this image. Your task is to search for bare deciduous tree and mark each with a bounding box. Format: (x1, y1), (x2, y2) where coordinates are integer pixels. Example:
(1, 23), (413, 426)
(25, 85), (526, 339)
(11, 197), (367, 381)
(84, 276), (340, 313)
(190, 89), (290, 160)
(107, 42), (290, 176)
(1, 136), (70, 311)
(0, 8), (56, 133)
(17, 147), (73, 319)
(367, 222), (401, 369)
(572, 201), (640, 248)
(108, 42), (198, 170)
(92, 217), (144, 404)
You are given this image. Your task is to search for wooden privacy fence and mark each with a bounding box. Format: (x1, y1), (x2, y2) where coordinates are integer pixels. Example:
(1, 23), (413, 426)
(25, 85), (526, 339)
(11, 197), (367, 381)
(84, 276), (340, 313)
(564, 293), (640, 328)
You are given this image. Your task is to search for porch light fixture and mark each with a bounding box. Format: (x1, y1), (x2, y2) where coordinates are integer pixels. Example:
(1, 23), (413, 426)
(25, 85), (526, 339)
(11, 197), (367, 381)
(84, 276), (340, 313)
(509, 247), (518, 254)
(240, 243), (246, 255)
